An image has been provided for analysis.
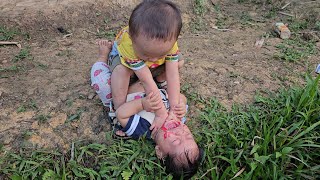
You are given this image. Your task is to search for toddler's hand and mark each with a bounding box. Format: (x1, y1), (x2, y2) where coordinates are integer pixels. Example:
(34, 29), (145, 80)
(150, 115), (167, 137)
(172, 103), (186, 119)
(142, 92), (162, 112)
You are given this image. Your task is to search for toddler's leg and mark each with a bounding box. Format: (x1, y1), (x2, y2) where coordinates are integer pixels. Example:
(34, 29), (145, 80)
(111, 64), (134, 110)
(97, 40), (112, 63)
(91, 40), (113, 106)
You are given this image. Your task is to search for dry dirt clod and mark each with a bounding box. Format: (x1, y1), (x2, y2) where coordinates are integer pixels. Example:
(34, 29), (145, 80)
(87, 93), (96, 100)
(255, 38), (265, 48)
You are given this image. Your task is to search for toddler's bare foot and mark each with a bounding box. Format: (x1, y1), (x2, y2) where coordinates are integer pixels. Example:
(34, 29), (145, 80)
(115, 130), (126, 137)
(97, 40), (112, 62)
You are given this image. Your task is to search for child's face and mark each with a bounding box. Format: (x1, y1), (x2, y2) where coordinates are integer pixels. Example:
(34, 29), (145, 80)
(132, 35), (176, 62)
(154, 118), (199, 162)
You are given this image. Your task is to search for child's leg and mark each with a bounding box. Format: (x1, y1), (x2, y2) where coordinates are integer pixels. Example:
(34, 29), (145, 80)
(97, 40), (112, 62)
(111, 64), (134, 110)
(91, 40), (113, 106)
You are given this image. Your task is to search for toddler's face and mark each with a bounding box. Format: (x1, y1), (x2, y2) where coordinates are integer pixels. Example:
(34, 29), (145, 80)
(132, 35), (176, 62)
(154, 119), (199, 162)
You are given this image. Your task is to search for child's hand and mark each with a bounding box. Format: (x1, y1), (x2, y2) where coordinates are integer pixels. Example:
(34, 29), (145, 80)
(150, 115), (167, 137)
(142, 92), (162, 112)
(172, 103), (186, 119)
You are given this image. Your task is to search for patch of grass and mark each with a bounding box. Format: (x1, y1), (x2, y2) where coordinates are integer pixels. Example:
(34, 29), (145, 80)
(66, 107), (87, 122)
(0, 65), (22, 73)
(274, 37), (317, 62)
(0, 26), (19, 41)
(13, 48), (32, 62)
(190, 17), (207, 33)
(36, 114), (51, 124)
(56, 49), (74, 58)
(1, 75), (319, 179)
(289, 19), (309, 33)
(17, 105), (27, 113)
(66, 99), (74, 107)
(36, 62), (49, 70)
(190, 0), (209, 32)
(22, 131), (33, 139)
(16, 100), (38, 113)
(315, 21), (320, 31)
(96, 30), (116, 39)
(193, 0), (207, 16)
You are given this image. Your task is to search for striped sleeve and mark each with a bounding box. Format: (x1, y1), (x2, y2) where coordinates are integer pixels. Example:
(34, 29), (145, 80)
(165, 42), (179, 62)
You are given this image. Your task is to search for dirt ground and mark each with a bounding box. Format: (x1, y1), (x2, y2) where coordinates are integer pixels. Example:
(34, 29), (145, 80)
(0, 0), (319, 151)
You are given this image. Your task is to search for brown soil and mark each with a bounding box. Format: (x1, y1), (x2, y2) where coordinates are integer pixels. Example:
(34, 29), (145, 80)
(0, 0), (319, 150)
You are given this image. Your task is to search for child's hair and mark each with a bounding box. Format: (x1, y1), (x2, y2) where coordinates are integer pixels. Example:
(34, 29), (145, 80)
(129, 0), (182, 41)
(164, 147), (204, 179)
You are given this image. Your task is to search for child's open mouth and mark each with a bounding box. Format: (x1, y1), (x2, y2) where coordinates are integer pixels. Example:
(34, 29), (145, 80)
(161, 121), (181, 139)
(161, 121), (181, 131)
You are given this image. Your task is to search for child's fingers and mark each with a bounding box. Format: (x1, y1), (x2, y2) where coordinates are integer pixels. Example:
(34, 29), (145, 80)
(151, 127), (159, 138)
(150, 123), (155, 131)
(150, 98), (162, 107)
(146, 92), (154, 99)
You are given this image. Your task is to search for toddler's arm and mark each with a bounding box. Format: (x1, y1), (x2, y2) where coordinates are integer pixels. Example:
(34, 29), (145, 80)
(135, 66), (168, 128)
(166, 61), (180, 112)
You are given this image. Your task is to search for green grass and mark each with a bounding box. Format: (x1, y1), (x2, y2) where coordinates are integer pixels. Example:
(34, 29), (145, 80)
(13, 48), (32, 62)
(1, 75), (319, 179)
(274, 37), (317, 62)
(190, 0), (209, 33)
(96, 29), (116, 39)
(0, 26), (19, 41)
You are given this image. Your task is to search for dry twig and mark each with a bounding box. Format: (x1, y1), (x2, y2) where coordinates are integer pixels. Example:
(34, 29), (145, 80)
(0, 41), (22, 49)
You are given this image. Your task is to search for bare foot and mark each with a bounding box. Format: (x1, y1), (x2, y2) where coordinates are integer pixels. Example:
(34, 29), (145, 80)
(97, 40), (112, 62)
(115, 130), (127, 137)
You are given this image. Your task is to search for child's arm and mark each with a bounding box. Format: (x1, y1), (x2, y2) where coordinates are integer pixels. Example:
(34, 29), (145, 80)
(116, 98), (143, 127)
(165, 61), (180, 112)
(116, 92), (162, 127)
(135, 66), (168, 129)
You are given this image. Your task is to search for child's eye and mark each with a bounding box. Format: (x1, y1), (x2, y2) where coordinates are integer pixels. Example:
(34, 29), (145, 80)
(172, 140), (180, 145)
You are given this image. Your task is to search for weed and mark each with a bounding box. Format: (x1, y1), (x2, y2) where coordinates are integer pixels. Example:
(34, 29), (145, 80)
(96, 30), (116, 39)
(67, 107), (86, 122)
(315, 21), (320, 31)
(36, 62), (49, 70)
(56, 49), (74, 58)
(36, 114), (51, 124)
(103, 17), (110, 24)
(289, 19), (309, 33)
(193, 0), (207, 16)
(190, 17), (207, 33)
(274, 37), (317, 62)
(264, 6), (278, 19)
(13, 48), (32, 62)
(0, 65), (22, 73)
(66, 99), (74, 107)
(17, 105), (27, 113)
(16, 100), (38, 113)
(0, 26), (19, 41)
(22, 131), (33, 139)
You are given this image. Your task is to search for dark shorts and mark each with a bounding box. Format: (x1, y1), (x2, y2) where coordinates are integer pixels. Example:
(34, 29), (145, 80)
(108, 54), (165, 85)
(122, 114), (152, 139)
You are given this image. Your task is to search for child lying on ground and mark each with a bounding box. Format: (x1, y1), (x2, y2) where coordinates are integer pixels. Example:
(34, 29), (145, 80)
(115, 81), (203, 179)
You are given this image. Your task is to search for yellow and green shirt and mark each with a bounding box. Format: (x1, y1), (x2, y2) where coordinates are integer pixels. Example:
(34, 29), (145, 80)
(115, 26), (180, 71)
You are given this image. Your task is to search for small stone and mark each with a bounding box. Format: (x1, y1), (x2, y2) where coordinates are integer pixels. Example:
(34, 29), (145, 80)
(215, 67), (227, 75)
(234, 81), (240, 84)
(2, 60), (8, 64)
(87, 93), (96, 100)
